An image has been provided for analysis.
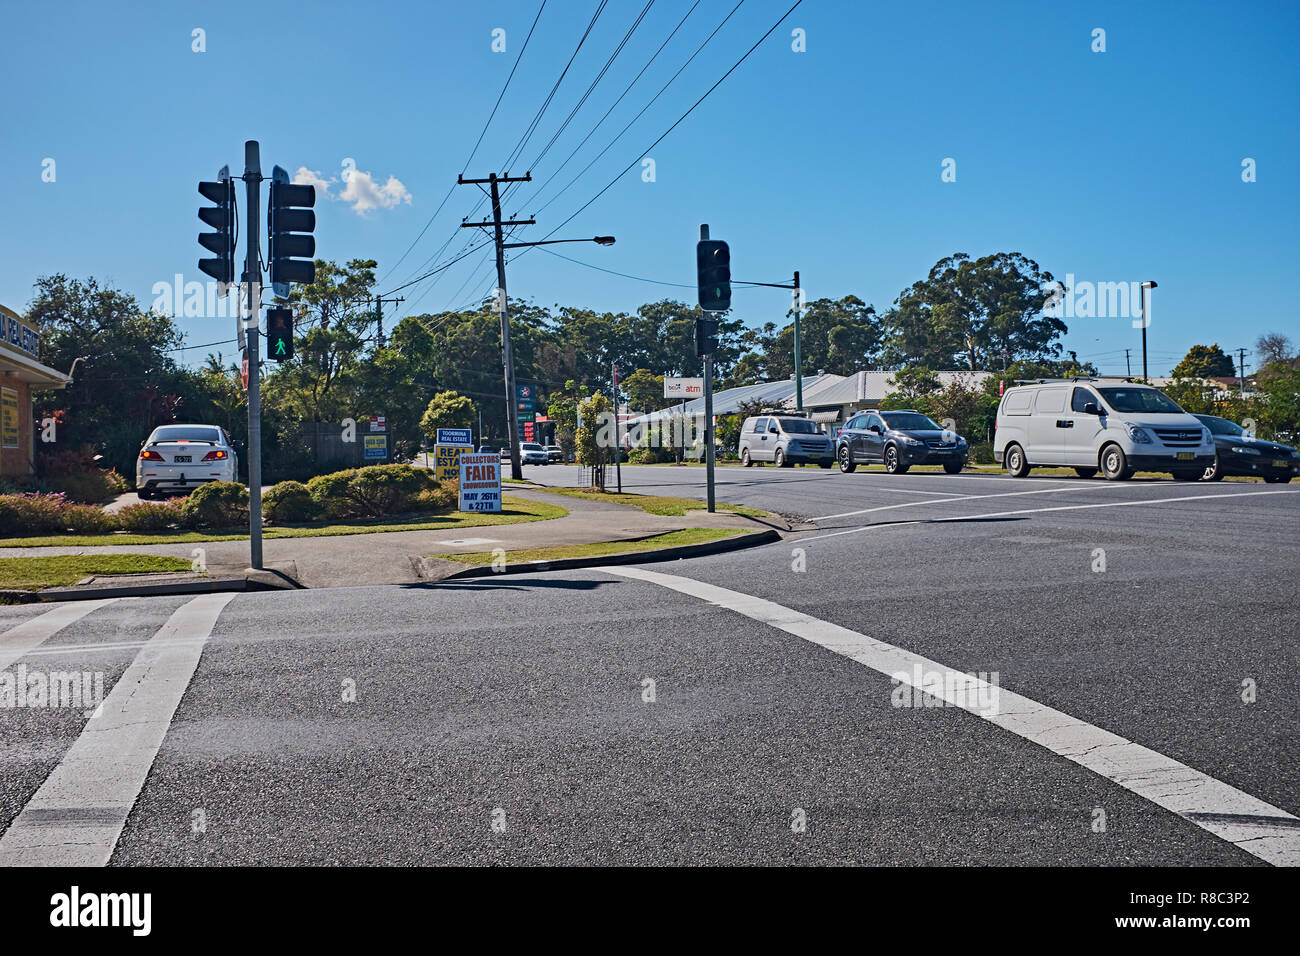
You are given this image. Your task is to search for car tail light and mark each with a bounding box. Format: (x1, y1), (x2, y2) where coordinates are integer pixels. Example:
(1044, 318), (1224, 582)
(139, 449), (164, 461)
(201, 450), (228, 461)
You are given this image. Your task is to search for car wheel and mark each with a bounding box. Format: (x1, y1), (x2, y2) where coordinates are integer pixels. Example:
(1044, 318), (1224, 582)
(883, 445), (908, 474)
(837, 446), (856, 473)
(774, 448), (790, 468)
(942, 461), (963, 475)
(137, 489), (153, 501)
(1004, 443), (1030, 478)
(741, 448), (752, 467)
(1100, 443), (1133, 480)
(1171, 468), (1200, 481)
(1073, 467), (1097, 479)
(1264, 475), (1292, 484)
(1201, 456), (1224, 481)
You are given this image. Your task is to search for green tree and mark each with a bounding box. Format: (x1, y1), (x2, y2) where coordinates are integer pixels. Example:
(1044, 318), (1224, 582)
(1172, 344), (1236, 379)
(762, 296), (882, 379)
(420, 390), (476, 441)
(620, 369), (663, 412)
(576, 392), (611, 490)
(883, 253), (1065, 370)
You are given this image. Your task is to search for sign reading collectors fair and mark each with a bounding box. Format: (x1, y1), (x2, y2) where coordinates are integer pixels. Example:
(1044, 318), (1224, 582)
(458, 453), (502, 513)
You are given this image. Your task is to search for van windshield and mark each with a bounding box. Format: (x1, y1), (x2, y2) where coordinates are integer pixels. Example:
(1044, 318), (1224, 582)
(776, 418), (819, 434)
(1096, 388), (1184, 414)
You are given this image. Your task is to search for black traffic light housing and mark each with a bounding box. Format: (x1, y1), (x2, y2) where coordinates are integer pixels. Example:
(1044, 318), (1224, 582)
(269, 165), (316, 291)
(695, 317), (719, 357)
(266, 308), (294, 361)
(197, 170), (235, 285)
(696, 239), (731, 313)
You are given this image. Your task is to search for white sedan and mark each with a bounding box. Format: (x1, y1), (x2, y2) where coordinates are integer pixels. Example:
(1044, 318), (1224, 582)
(136, 424), (239, 499)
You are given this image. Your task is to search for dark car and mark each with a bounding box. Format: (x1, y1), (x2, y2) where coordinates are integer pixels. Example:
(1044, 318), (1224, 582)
(836, 409), (968, 475)
(1194, 414), (1298, 483)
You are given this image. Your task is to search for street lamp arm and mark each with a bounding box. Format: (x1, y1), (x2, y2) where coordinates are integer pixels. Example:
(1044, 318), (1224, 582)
(502, 236), (615, 250)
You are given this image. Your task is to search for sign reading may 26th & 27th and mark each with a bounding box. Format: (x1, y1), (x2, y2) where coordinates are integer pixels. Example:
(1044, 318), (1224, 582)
(458, 453), (502, 513)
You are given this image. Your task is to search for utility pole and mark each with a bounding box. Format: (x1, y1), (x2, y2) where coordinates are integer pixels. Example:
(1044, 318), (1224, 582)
(242, 141), (264, 570)
(793, 270), (803, 411)
(1237, 347), (1249, 397)
(1124, 348), (1132, 377)
(459, 172), (534, 481)
(368, 294), (404, 349)
(612, 363), (623, 493)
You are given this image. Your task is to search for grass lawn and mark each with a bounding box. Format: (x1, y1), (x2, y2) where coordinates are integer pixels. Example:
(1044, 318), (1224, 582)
(535, 487), (770, 518)
(0, 554), (194, 590)
(0, 496), (566, 548)
(431, 527), (744, 565)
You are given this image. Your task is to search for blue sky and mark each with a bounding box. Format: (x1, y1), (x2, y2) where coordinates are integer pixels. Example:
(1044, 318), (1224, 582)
(2, 0), (1296, 377)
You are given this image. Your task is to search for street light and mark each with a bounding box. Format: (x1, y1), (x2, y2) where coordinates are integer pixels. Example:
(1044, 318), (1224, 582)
(493, 233), (616, 477)
(1138, 280), (1157, 380)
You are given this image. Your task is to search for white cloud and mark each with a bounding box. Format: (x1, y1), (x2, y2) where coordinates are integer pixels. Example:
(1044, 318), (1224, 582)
(292, 166), (335, 200)
(337, 169), (413, 214)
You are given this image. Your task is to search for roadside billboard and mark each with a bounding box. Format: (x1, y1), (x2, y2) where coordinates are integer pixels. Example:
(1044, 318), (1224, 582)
(458, 452), (502, 513)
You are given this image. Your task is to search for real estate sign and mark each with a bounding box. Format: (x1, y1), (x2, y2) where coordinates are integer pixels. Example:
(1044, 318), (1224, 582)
(434, 443), (472, 483)
(458, 452), (502, 513)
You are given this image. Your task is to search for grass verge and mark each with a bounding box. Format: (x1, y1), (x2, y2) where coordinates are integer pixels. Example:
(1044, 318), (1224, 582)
(0, 554), (194, 590)
(534, 487), (770, 517)
(0, 496), (566, 548)
(431, 527), (744, 565)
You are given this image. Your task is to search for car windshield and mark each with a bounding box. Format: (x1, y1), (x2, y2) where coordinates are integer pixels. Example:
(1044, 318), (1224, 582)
(776, 418), (819, 434)
(882, 412), (941, 431)
(1096, 388), (1184, 414)
(1196, 415), (1243, 436)
(151, 426), (221, 443)
(521, 443), (543, 451)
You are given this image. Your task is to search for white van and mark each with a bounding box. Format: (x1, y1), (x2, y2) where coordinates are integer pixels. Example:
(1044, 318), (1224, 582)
(994, 380), (1215, 480)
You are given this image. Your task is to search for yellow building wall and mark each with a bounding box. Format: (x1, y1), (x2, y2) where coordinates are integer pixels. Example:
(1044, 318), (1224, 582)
(0, 372), (33, 477)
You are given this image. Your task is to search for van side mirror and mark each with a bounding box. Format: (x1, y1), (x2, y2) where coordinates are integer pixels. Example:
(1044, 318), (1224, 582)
(1082, 402), (1099, 415)
(768, 424), (779, 434)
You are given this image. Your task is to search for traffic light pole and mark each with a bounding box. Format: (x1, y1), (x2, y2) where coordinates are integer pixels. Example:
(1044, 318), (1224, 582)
(458, 172), (534, 481)
(242, 140), (264, 570)
(700, 224), (716, 513)
(793, 270), (802, 412)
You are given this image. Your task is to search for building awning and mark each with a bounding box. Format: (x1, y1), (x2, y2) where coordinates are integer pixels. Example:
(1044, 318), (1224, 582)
(0, 347), (72, 388)
(809, 409), (841, 424)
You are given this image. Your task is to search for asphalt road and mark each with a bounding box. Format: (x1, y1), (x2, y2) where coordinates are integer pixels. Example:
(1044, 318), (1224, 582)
(1, 465), (1296, 865)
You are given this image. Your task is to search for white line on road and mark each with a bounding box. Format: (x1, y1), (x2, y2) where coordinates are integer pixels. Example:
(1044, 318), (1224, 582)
(603, 566), (1300, 866)
(811, 484), (1119, 522)
(803, 486), (1300, 542)
(0, 592), (235, 867)
(0, 599), (117, 673)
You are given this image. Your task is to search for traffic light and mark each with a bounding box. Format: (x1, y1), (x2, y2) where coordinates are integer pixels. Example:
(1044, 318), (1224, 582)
(197, 170), (235, 285)
(696, 239), (731, 312)
(266, 308), (294, 361)
(268, 165), (316, 290)
(695, 317), (718, 357)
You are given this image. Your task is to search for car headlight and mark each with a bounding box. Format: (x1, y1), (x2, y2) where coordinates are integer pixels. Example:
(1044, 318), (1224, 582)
(1230, 446), (1260, 455)
(902, 436), (924, 446)
(1124, 423), (1152, 444)
(1202, 428), (1213, 445)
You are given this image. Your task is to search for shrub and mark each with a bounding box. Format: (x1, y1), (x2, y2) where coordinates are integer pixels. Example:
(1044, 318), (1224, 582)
(968, 441), (995, 465)
(412, 479), (458, 513)
(629, 446), (674, 464)
(49, 467), (129, 504)
(0, 493), (114, 536)
(347, 464), (429, 516)
(179, 482), (249, 529)
(263, 481), (318, 523)
(115, 501), (184, 532)
(306, 470), (357, 518)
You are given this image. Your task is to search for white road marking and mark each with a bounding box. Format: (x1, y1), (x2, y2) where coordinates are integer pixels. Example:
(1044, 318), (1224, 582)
(0, 593), (235, 866)
(811, 484), (1118, 522)
(802, 486), (1300, 542)
(603, 566), (1300, 866)
(0, 600), (117, 673)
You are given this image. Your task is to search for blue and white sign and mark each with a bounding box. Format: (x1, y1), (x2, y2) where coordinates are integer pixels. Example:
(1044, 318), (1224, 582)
(436, 427), (472, 447)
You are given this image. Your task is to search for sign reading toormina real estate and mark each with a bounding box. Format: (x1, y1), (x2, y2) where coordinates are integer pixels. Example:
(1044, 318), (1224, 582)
(458, 453), (502, 513)
(664, 377), (704, 398)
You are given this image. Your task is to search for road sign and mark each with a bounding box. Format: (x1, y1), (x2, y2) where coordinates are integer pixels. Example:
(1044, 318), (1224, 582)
(434, 443), (472, 482)
(458, 452), (502, 513)
(436, 427), (472, 447)
(363, 435), (387, 460)
(664, 377), (704, 398)
(515, 384), (534, 401)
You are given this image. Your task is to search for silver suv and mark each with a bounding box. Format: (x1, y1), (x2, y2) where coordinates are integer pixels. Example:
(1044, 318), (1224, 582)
(738, 414), (833, 468)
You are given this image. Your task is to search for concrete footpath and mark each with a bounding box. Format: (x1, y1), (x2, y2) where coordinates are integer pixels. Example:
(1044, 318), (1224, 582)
(1, 488), (788, 595)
